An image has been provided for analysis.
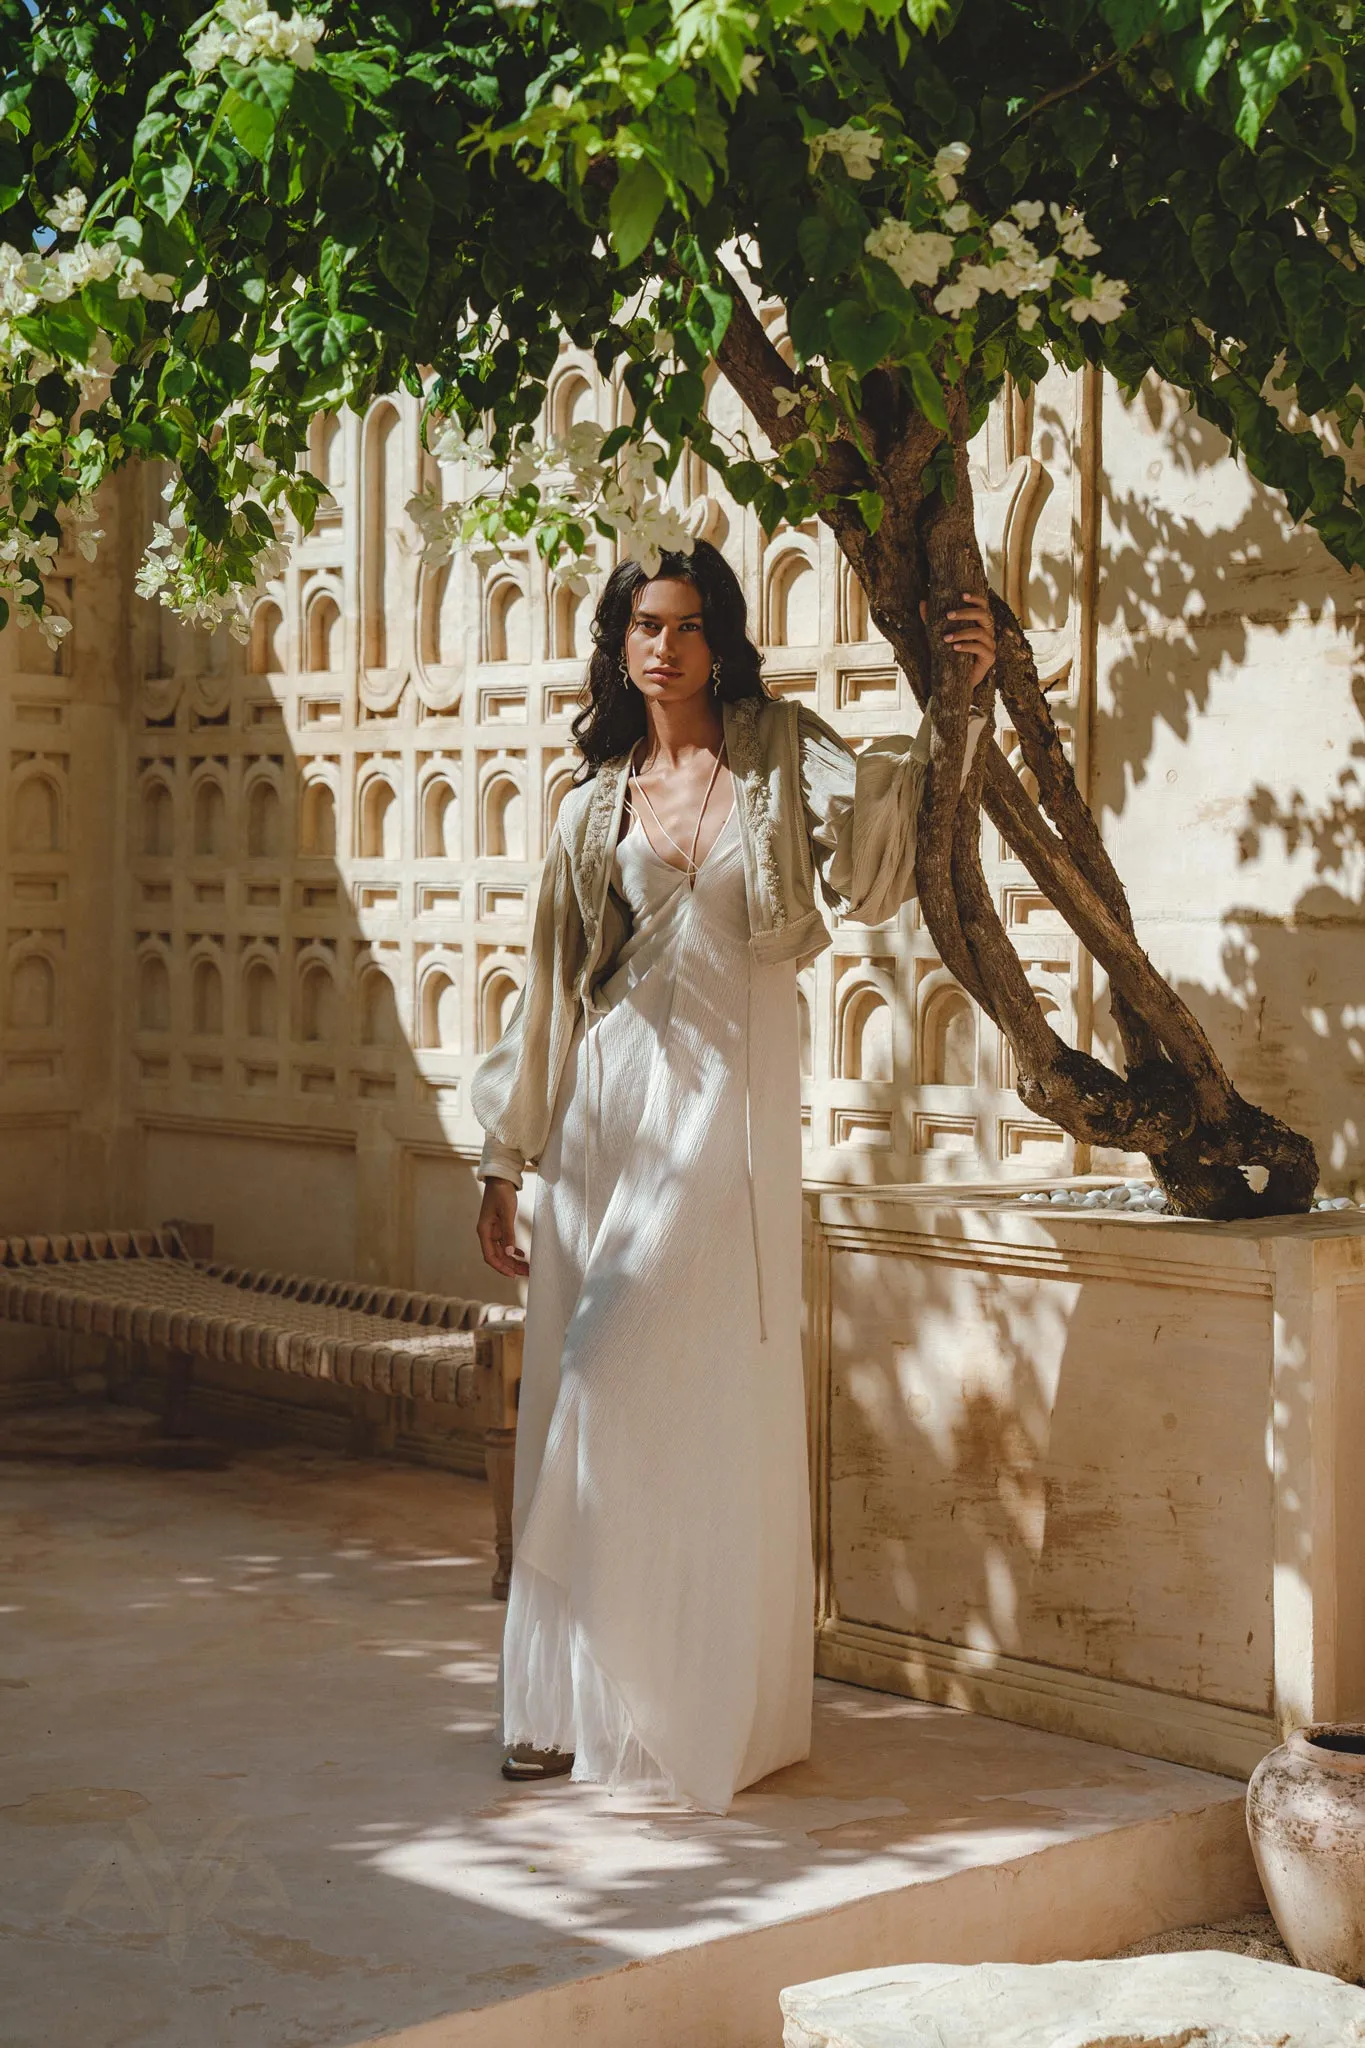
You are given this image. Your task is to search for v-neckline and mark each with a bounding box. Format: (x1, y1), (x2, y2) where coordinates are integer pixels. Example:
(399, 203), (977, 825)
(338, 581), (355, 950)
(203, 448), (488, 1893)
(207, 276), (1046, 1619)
(625, 794), (737, 881)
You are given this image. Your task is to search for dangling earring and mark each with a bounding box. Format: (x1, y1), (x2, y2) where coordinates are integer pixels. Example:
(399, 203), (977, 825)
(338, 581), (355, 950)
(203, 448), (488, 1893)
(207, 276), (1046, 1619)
(709, 658), (722, 691)
(619, 653), (632, 689)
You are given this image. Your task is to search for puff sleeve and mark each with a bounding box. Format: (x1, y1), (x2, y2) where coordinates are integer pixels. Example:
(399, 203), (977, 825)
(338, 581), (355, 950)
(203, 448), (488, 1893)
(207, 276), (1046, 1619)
(797, 703), (986, 926)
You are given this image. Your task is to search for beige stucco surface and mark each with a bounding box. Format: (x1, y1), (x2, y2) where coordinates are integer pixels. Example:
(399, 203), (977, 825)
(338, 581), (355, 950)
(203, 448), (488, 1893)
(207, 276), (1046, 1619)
(0, 1448), (1260, 2048)
(0, 364), (1358, 1289)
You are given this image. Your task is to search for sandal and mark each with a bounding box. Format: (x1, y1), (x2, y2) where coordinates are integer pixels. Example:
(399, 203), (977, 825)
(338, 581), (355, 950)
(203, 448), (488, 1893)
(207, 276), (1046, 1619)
(501, 1744), (575, 1783)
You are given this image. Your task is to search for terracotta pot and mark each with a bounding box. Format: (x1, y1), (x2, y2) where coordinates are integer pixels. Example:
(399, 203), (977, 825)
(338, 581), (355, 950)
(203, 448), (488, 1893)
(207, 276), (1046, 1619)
(1247, 1722), (1365, 1981)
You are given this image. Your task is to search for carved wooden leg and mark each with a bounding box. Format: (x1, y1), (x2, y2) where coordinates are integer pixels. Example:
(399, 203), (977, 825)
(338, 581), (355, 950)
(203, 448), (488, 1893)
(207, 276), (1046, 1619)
(484, 1425), (516, 1600)
(164, 1348), (195, 1439)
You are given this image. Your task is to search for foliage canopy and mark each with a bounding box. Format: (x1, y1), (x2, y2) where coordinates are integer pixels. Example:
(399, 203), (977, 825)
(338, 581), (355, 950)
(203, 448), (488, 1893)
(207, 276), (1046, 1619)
(0, 0), (1361, 638)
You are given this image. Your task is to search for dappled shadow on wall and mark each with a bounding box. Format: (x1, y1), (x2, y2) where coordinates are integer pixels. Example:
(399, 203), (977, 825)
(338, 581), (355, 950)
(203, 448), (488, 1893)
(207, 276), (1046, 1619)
(1090, 378), (1365, 1188)
(123, 429), (529, 1304)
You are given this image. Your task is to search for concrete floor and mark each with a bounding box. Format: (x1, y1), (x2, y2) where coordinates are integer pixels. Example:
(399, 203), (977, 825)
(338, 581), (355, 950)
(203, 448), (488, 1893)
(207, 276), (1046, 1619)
(0, 1425), (1262, 2048)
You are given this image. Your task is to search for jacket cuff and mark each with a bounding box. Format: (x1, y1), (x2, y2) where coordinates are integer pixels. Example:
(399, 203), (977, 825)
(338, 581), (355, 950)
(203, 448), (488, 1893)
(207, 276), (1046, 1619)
(477, 1135), (525, 1189)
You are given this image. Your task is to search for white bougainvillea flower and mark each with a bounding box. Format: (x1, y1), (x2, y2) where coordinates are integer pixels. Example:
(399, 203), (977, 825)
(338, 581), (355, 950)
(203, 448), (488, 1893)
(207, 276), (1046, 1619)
(1064, 274), (1128, 323)
(809, 125), (884, 181)
(1050, 203), (1101, 259)
(1011, 200), (1046, 230)
(189, 1), (325, 74)
(739, 53), (763, 92)
(45, 189), (87, 233)
(1017, 302), (1042, 331)
(772, 386), (803, 417)
(942, 201), (971, 232)
(864, 221), (955, 289)
(553, 553), (600, 596)
(933, 140), (971, 202)
(117, 260), (176, 302)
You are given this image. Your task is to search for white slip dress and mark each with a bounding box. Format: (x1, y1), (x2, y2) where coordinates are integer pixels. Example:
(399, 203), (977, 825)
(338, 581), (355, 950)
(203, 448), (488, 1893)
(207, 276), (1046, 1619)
(500, 797), (815, 1814)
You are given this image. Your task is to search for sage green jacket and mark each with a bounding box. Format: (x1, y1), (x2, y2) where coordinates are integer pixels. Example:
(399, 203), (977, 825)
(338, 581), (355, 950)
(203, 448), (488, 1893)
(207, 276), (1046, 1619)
(473, 691), (948, 1188)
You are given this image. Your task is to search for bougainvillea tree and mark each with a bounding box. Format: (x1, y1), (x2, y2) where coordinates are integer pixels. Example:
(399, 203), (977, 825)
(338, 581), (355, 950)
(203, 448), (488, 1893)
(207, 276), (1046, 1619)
(1, 0), (1362, 1215)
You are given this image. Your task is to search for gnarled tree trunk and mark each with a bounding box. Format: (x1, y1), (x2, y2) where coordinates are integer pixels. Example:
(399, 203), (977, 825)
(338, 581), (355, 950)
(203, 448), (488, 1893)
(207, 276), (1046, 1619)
(714, 275), (1317, 1220)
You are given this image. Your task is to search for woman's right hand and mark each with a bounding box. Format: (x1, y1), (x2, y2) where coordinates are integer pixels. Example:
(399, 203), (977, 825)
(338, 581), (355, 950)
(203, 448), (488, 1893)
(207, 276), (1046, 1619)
(477, 1178), (529, 1281)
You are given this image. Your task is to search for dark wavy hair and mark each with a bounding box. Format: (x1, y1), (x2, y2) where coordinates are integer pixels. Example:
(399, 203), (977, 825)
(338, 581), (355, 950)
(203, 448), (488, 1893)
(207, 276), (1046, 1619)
(569, 540), (768, 776)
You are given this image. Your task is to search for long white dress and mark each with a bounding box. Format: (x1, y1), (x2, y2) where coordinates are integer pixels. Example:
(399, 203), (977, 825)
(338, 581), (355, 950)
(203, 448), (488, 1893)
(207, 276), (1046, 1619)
(500, 797), (814, 1813)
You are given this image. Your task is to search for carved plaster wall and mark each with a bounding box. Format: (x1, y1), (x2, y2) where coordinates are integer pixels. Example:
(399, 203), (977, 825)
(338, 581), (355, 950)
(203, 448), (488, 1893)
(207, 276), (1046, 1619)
(0, 354), (1358, 1291)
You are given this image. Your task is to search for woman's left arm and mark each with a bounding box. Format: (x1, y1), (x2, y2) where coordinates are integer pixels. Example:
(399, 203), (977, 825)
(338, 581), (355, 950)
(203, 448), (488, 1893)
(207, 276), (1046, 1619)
(800, 593), (996, 926)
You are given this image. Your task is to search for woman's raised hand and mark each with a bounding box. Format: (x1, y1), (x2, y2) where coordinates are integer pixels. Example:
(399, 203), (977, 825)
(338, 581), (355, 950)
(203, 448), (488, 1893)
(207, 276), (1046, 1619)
(478, 1178), (529, 1280)
(924, 592), (997, 693)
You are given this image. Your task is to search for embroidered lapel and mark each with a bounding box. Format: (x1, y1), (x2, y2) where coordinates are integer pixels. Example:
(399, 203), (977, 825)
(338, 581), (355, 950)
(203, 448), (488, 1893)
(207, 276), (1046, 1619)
(726, 695), (787, 930)
(578, 754), (628, 951)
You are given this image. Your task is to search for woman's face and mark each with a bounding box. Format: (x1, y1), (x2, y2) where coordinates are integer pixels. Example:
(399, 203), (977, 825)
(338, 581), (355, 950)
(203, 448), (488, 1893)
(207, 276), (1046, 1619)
(623, 577), (713, 708)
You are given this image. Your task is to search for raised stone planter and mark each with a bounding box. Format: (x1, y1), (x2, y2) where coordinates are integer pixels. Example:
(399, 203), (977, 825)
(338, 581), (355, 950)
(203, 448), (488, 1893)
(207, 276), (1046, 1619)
(803, 1187), (1365, 1777)
(779, 1955), (1365, 2046)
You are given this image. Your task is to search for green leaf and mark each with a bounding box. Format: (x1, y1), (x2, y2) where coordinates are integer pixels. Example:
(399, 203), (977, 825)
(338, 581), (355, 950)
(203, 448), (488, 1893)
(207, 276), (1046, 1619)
(1190, 212), (1233, 283)
(201, 338), (254, 398)
(905, 353), (950, 431)
(1051, 99), (1108, 176)
(609, 159), (666, 266)
(1230, 229), (1279, 298)
(828, 300), (898, 377)
(1256, 146), (1307, 214)
(855, 489), (885, 534)
(377, 216), (429, 306)
(1099, 0), (1162, 54)
(0, 137), (24, 211)
(1275, 255), (1321, 331)
(286, 298), (370, 370)
(787, 288), (828, 363)
(1233, 32), (1308, 148)
(290, 67), (349, 152)
(223, 88), (276, 163)
(132, 149), (193, 224)
(15, 299), (96, 362)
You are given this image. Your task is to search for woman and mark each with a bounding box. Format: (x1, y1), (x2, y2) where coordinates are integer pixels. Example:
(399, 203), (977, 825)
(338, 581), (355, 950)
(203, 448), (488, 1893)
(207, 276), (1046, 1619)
(474, 540), (995, 1813)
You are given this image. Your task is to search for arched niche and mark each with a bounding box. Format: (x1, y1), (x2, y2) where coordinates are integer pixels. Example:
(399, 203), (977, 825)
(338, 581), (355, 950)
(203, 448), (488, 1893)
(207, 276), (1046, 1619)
(421, 776), (460, 858)
(141, 780), (174, 858)
(419, 559), (454, 668)
(11, 772), (62, 854)
(191, 956), (223, 1036)
(552, 580), (593, 659)
(8, 952), (55, 1030)
(551, 368), (597, 441)
(310, 412), (346, 496)
(137, 954), (170, 1033)
(363, 400), (404, 670)
(545, 766), (575, 839)
(922, 985), (977, 1087)
(246, 779), (281, 860)
(248, 599), (283, 675)
(480, 968), (521, 1052)
(298, 960), (335, 1043)
(359, 965), (401, 1048)
(358, 775), (400, 861)
(481, 772), (526, 860)
(243, 958), (278, 1038)
(767, 553), (819, 646)
(299, 779), (336, 857)
(796, 984), (814, 1081)
(305, 592), (341, 672)
(486, 576), (529, 664)
(838, 982), (894, 1083)
(420, 967), (461, 1051)
(192, 779), (226, 858)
